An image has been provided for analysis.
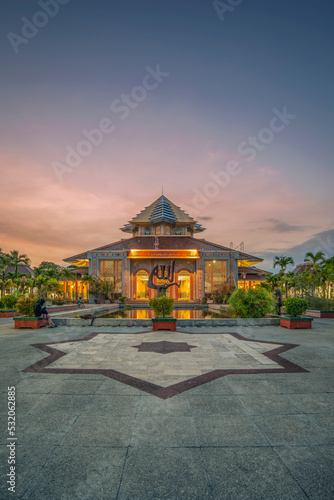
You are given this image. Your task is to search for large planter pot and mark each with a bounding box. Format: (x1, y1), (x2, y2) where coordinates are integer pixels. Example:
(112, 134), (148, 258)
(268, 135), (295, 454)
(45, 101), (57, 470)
(280, 316), (313, 330)
(14, 317), (47, 329)
(305, 310), (334, 318)
(152, 318), (177, 331)
(0, 309), (19, 318)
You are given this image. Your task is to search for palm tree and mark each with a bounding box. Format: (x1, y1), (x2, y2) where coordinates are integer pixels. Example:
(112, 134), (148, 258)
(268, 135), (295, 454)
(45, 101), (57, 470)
(304, 252), (326, 296)
(265, 272), (282, 291)
(0, 254), (12, 295)
(9, 250), (31, 279)
(304, 251), (325, 275)
(273, 256), (295, 275)
(273, 256), (295, 298)
(60, 268), (76, 300)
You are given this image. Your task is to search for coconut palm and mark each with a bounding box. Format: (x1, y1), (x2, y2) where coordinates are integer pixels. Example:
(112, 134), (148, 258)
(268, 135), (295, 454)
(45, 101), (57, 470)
(8, 250), (31, 279)
(0, 254), (12, 295)
(304, 251), (325, 275)
(273, 256), (295, 275)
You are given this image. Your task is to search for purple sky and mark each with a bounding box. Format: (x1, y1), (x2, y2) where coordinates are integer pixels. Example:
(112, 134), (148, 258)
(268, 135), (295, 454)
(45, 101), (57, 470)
(1, 0), (333, 270)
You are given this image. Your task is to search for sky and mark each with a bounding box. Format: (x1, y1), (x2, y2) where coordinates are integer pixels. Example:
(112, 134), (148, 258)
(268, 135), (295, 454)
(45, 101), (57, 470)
(1, 0), (333, 271)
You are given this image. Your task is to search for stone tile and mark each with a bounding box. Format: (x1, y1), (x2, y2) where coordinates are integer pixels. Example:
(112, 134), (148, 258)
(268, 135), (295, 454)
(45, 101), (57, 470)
(16, 410), (78, 446)
(27, 393), (93, 413)
(195, 415), (269, 446)
(16, 376), (65, 394)
(138, 394), (191, 416)
(0, 444), (58, 498)
(131, 416), (199, 447)
(237, 393), (301, 415)
(308, 413), (334, 436)
(118, 447), (211, 500)
(224, 378), (276, 395)
(50, 379), (103, 394)
(23, 446), (126, 500)
(83, 394), (140, 416)
(63, 415), (135, 446)
(286, 393), (334, 413)
(96, 379), (143, 395)
(275, 445), (334, 500)
(252, 414), (333, 446)
(189, 395), (246, 415)
(201, 447), (308, 500)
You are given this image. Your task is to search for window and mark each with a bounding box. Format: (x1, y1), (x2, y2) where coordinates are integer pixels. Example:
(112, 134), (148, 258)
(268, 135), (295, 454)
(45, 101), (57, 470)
(155, 225), (161, 235)
(205, 260), (227, 293)
(99, 260), (122, 292)
(165, 225), (171, 235)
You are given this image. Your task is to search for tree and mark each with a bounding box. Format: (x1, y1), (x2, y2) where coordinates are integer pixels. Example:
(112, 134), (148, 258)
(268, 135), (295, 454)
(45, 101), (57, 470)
(304, 251), (325, 275)
(273, 255), (295, 275)
(273, 256), (295, 298)
(0, 254), (12, 295)
(8, 250), (31, 279)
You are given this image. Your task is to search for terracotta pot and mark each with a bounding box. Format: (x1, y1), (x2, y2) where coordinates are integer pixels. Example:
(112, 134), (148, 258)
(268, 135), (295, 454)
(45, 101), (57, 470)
(152, 318), (177, 331)
(280, 317), (313, 329)
(14, 318), (47, 329)
(0, 310), (19, 318)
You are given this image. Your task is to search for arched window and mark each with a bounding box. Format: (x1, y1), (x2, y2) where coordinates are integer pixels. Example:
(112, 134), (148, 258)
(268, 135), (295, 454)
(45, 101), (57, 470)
(165, 225), (171, 235)
(155, 225), (161, 235)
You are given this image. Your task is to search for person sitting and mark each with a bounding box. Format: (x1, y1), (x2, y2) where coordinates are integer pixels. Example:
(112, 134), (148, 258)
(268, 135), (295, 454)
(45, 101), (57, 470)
(34, 298), (57, 328)
(76, 297), (85, 308)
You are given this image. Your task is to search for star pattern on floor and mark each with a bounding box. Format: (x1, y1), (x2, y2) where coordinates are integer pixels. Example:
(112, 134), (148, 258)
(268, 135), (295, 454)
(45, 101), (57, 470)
(22, 331), (308, 399)
(132, 340), (197, 354)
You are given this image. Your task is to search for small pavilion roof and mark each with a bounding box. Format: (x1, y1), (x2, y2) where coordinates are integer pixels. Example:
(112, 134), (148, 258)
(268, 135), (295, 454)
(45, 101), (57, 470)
(121, 195), (205, 232)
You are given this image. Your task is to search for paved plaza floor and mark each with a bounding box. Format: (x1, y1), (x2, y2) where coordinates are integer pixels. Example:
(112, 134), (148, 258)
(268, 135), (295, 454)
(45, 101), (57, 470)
(0, 318), (333, 499)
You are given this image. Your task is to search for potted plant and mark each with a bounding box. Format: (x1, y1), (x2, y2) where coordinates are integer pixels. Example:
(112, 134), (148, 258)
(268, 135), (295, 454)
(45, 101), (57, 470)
(13, 297), (47, 329)
(148, 296), (176, 331)
(118, 296), (127, 308)
(280, 297), (312, 329)
(304, 297), (334, 318)
(0, 294), (20, 317)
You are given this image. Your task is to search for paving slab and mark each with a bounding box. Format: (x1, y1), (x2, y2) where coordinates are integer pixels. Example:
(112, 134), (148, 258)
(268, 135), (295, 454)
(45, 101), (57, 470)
(0, 319), (333, 499)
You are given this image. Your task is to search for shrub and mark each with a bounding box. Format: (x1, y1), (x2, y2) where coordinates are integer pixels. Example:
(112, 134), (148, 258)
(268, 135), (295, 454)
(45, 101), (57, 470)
(148, 296), (174, 318)
(118, 296), (127, 303)
(284, 297), (308, 317)
(16, 296), (37, 317)
(306, 296), (334, 311)
(201, 296), (208, 304)
(1, 294), (18, 309)
(228, 288), (276, 318)
(211, 282), (236, 304)
(0, 299), (4, 308)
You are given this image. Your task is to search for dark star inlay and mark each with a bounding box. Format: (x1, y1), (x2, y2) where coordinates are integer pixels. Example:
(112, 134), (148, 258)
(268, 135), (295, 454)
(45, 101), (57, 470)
(132, 340), (197, 354)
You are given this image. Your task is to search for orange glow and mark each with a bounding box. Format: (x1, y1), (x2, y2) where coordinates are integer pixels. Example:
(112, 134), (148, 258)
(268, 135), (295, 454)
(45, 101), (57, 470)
(128, 249), (199, 259)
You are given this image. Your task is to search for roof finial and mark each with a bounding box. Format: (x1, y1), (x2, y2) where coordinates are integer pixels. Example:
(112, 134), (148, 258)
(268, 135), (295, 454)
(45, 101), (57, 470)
(162, 185), (164, 196)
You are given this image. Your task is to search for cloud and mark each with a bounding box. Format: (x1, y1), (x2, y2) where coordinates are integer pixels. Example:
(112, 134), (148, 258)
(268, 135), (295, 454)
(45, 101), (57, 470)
(251, 218), (314, 233)
(197, 216), (213, 221)
(256, 228), (334, 271)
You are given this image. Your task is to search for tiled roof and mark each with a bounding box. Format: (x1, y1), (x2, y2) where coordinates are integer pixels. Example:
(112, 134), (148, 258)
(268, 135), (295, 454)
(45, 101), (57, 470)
(64, 237), (262, 263)
(6, 265), (34, 276)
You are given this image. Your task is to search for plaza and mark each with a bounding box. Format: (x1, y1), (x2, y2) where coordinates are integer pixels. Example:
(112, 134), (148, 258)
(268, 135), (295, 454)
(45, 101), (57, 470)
(1, 314), (333, 499)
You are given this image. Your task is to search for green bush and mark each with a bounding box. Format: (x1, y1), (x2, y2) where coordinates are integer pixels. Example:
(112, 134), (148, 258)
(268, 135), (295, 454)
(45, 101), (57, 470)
(1, 294), (18, 309)
(148, 296), (174, 318)
(118, 296), (127, 303)
(212, 282), (236, 304)
(228, 288), (276, 318)
(201, 296), (208, 304)
(0, 300), (4, 308)
(284, 297), (308, 317)
(306, 296), (334, 311)
(16, 296), (37, 317)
